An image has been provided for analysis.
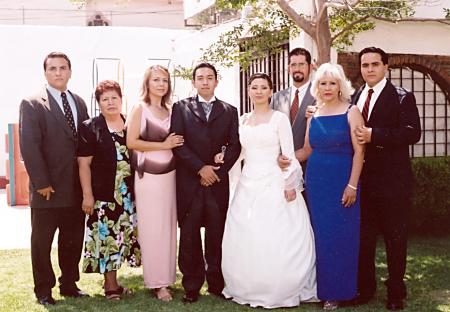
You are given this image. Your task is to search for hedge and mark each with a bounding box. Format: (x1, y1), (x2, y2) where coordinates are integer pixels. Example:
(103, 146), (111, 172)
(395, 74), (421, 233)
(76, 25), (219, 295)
(410, 157), (450, 235)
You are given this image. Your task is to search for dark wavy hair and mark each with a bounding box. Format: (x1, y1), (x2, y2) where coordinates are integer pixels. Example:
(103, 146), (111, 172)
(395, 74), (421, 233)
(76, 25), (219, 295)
(95, 80), (122, 102)
(359, 46), (389, 65)
(43, 52), (71, 70)
(288, 48), (312, 65)
(248, 73), (273, 90)
(192, 62), (218, 80)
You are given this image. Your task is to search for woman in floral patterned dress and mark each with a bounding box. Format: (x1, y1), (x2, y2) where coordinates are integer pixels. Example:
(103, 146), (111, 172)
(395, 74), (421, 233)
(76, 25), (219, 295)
(78, 80), (141, 300)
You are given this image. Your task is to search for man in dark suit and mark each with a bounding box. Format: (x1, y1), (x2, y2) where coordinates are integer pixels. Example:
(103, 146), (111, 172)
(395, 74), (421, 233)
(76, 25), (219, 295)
(353, 47), (421, 310)
(19, 52), (90, 305)
(272, 47), (315, 175)
(171, 63), (241, 303)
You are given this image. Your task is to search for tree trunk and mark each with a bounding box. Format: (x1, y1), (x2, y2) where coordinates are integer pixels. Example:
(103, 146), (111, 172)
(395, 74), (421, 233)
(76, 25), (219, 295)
(315, 2), (332, 64)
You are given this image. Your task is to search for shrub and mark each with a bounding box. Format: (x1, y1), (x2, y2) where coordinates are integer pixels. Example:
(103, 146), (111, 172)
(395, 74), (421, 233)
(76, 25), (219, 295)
(410, 157), (450, 235)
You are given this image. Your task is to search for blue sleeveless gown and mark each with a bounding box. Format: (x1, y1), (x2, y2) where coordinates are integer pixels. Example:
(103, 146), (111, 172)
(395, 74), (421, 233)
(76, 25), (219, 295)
(305, 112), (360, 301)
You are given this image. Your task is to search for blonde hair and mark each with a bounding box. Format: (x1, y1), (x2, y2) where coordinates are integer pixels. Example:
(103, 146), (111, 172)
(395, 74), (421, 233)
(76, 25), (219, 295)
(311, 63), (354, 104)
(140, 65), (172, 109)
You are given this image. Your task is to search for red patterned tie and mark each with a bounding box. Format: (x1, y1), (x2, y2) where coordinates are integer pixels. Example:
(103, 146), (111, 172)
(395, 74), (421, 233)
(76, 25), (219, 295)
(362, 88), (374, 124)
(290, 89), (299, 124)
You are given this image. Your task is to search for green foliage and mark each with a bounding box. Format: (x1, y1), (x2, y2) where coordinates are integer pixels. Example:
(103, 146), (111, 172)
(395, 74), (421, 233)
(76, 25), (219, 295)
(204, 0), (415, 68)
(411, 157), (450, 235)
(331, 0), (415, 51)
(201, 3), (299, 69)
(173, 65), (193, 81)
(445, 8), (450, 19)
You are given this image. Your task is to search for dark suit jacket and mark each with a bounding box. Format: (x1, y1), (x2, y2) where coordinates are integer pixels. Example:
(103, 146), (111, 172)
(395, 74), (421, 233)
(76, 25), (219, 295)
(19, 87), (89, 208)
(270, 84), (316, 151)
(353, 80), (421, 198)
(170, 96), (241, 225)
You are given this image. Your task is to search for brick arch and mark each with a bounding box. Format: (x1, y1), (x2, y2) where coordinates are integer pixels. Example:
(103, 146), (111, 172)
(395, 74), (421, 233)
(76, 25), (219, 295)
(338, 52), (450, 101)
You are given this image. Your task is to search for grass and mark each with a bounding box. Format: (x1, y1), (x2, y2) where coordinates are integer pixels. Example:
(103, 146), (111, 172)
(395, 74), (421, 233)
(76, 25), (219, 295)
(0, 237), (449, 312)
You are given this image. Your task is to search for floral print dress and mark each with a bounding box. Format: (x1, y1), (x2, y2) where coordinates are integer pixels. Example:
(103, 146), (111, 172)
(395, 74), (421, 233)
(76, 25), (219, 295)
(82, 130), (141, 274)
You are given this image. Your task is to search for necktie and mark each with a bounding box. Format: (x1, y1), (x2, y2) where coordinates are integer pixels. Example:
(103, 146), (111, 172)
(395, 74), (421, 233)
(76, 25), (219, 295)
(201, 101), (213, 120)
(362, 88), (374, 124)
(61, 92), (77, 137)
(290, 89), (299, 124)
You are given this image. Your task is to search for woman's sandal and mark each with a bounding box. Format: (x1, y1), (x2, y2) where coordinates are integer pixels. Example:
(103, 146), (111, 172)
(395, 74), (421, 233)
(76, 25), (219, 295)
(154, 287), (172, 302)
(105, 286), (133, 300)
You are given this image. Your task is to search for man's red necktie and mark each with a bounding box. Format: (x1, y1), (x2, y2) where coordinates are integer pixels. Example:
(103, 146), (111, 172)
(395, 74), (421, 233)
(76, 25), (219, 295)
(290, 89), (299, 124)
(362, 88), (374, 124)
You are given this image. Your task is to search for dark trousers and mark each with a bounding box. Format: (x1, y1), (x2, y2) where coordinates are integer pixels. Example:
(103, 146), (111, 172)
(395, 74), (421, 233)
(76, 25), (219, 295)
(358, 191), (409, 301)
(178, 188), (226, 294)
(31, 206), (85, 298)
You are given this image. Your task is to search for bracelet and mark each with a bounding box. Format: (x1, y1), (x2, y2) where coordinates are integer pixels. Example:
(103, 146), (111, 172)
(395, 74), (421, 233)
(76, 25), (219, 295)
(347, 184), (357, 191)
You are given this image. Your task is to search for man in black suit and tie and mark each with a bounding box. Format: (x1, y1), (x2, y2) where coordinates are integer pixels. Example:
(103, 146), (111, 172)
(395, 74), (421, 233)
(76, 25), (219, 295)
(272, 48), (315, 176)
(19, 52), (90, 305)
(352, 47), (421, 310)
(171, 63), (241, 303)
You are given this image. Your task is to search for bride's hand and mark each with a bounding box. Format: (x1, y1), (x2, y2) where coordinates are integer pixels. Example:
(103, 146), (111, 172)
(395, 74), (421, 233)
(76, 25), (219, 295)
(284, 189), (296, 202)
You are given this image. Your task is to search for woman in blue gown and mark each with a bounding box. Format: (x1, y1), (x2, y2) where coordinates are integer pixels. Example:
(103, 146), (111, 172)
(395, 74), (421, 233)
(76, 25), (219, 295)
(296, 63), (365, 310)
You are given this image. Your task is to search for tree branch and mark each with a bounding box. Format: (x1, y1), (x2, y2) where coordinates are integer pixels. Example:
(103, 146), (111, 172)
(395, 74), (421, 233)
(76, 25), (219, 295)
(276, 0), (316, 37)
(331, 15), (370, 42)
(373, 16), (450, 25)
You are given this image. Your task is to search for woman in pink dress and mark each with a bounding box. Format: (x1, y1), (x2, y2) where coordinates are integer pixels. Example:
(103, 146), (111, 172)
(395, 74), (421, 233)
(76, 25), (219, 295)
(127, 65), (184, 302)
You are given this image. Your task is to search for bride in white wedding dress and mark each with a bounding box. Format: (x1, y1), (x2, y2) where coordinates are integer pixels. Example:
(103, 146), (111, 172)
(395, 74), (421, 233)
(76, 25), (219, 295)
(220, 73), (317, 308)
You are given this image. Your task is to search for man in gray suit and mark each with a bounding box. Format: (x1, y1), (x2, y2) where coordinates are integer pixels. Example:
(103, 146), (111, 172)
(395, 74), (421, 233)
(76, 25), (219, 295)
(271, 47), (315, 173)
(19, 52), (89, 305)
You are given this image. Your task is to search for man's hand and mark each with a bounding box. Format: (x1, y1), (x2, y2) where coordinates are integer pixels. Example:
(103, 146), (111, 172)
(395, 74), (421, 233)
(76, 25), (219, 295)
(198, 165), (220, 185)
(355, 126), (372, 144)
(305, 105), (317, 118)
(82, 194), (95, 215)
(36, 186), (54, 201)
(277, 154), (291, 171)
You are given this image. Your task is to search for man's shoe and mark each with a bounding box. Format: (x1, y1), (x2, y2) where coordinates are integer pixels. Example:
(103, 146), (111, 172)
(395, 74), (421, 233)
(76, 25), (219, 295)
(37, 295), (56, 305)
(60, 288), (90, 298)
(208, 290), (227, 300)
(386, 299), (404, 310)
(182, 292), (199, 303)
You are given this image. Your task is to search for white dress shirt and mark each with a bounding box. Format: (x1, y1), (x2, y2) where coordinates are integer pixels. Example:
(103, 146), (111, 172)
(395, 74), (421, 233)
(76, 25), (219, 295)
(356, 78), (387, 120)
(47, 85), (79, 130)
(290, 82), (310, 108)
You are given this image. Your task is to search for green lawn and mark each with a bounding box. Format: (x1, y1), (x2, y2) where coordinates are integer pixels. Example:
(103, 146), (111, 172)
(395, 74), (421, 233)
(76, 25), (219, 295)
(0, 237), (449, 312)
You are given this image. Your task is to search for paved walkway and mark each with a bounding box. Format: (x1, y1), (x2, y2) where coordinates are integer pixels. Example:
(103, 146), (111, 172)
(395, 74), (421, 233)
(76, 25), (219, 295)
(0, 189), (32, 249)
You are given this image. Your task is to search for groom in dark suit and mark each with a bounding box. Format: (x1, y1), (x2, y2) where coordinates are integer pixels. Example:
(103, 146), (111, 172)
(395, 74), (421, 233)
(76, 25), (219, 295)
(171, 63), (241, 303)
(19, 52), (89, 305)
(352, 47), (421, 310)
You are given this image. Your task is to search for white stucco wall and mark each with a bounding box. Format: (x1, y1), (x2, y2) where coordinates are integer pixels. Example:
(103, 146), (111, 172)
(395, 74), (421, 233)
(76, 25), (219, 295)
(0, 22), (243, 177)
(348, 20), (450, 55)
(0, 25), (191, 176)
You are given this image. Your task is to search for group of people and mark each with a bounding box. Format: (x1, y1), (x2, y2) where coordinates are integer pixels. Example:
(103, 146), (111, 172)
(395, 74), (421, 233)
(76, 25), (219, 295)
(18, 46), (421, 311)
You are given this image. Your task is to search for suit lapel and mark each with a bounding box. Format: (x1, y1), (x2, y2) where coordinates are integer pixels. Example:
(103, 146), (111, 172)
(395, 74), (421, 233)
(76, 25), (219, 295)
(41, 87), (74, 138)
(187, 97), (207, 123)
(208, 99), (225, 123)
(369, 82), (392, 124)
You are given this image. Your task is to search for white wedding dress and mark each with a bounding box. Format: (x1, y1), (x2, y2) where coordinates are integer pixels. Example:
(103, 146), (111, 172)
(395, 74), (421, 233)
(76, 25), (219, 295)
(222, 111), (317, 308)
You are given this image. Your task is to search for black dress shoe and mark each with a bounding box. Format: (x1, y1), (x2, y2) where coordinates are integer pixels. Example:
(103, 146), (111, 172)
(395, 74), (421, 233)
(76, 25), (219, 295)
(60, 288), (90, 298)
(182, 292), (199, 303)
(386, 299), (404, 310)
(37, 295), (56, 305)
